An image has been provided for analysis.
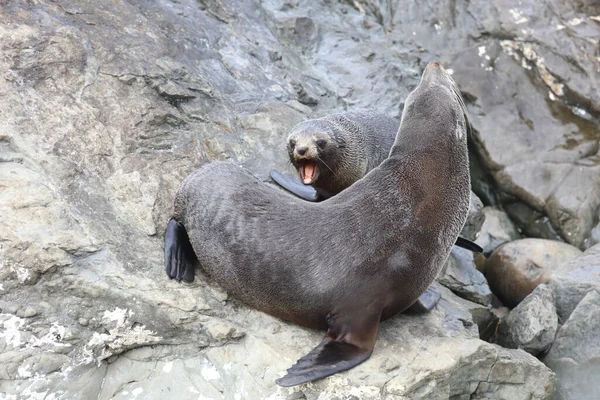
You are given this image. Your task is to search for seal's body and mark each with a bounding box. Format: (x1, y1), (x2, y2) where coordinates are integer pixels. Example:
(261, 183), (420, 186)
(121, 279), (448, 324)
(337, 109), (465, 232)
(165, 62), (471, 386)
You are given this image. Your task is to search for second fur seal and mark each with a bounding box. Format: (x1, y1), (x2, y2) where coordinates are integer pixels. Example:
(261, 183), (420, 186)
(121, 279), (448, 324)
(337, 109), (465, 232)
(270, 111), (481, 253)
(165, 62), (471, 386)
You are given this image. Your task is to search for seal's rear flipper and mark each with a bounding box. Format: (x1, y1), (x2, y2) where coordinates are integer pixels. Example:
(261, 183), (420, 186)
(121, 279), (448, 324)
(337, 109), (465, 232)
(276, 309), (380, 387)
(269, 169), (319, 202)
(405, 286), (442, 314)
(455, 237), (483, 253)
(164, 218), (197, 282)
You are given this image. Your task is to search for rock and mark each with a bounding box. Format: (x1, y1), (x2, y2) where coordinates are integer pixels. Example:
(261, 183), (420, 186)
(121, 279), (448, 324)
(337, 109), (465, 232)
(475, 206), (521, 255)
(495, 284), (558, 356)
(460, 192), (485, 241)
(486, 239), (582, 308)
(544, 291), (600, 400)
(438, 247), (493, 306)
(6, 0), (597, 397)
(550, 243), (600, 321)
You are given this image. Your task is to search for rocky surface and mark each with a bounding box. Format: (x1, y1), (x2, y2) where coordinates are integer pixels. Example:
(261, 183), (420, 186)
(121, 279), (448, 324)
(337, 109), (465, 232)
(485, 238), (582, 308)
(496, 284), (558, 356)
(475, 206), (521, 255)
(544, 290), (600, 400)
(550, 243), (600, 321)
(438, 247), (493, 306)
(3, 0), (599, 398)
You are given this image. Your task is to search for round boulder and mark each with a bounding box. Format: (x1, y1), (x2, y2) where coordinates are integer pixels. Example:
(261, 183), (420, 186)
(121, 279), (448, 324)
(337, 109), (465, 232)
(486, 239), (582, 308)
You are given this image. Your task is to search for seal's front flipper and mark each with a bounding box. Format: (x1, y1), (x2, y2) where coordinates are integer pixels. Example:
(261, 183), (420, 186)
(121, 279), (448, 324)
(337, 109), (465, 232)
(269, 169), (319, 202)
(164, 218), (197, 282)
(405, 286), (442, 314)
(455, 237), (483, 253)
(276, 308), (381, 387)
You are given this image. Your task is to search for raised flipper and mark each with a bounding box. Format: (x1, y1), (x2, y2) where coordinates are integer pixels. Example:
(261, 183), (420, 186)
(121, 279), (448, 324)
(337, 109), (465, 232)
(405, 286), (442, 314)
(269, 169), (319, 202)
(276, 307), (381, 387)
(455, 237), (483, 253)
(164, 218), (197, 282)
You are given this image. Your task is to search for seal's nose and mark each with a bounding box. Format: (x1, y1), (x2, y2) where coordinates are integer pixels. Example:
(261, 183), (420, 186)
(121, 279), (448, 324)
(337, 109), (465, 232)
(296, 147), (307, 156)
(426, 61), (443, 70)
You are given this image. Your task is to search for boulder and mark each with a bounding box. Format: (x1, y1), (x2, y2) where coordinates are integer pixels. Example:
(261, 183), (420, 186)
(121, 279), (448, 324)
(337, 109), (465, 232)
(475, 206), (521, 256)
(438, 247), (493, 306)
(485, 239), (582, 307)
(550, 243), (600, 321)
(544, 290), (600, 400)
(495, 284), (558, 356)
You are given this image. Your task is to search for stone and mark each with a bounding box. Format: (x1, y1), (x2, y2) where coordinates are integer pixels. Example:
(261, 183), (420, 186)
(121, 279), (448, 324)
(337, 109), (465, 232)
(460, 192), (485, 241)
(495, 284), (558, 356)
(544, 290), (600, 400)
(438, 247), (493, 306)
(550, 243), (600, 321)
(475, 206), (521, 255)
(485, 239), (582, 308)
(6, 0), (599, 397)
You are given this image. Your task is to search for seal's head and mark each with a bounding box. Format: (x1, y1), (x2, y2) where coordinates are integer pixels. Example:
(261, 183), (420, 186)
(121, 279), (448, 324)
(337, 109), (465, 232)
(286, 121), (338, 185)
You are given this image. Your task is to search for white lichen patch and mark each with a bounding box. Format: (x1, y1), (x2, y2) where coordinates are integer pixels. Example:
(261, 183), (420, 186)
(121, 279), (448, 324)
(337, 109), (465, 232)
(102, 307), (131, 326)
(509, 9), (528, 24)
(0, 314), (26, 348)
(201, 364), (220, 381)
(549, 91), (557, 101)
(81, 308), (162, 363)
(500, 40), (564, 96)
(556, 24), (566, 30)
(590, 16), (600, 22)
(568, 18), (583, 26)
(18, 363), (32, 378)
(162, 361), (173, 373)
(478, 46), (486, 57)
(131, 387), (143, 397)
(27, 322), (70, 349)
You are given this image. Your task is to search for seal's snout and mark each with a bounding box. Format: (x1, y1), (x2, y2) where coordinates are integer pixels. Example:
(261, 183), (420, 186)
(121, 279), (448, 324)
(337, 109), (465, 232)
(296, 147), (308, 156)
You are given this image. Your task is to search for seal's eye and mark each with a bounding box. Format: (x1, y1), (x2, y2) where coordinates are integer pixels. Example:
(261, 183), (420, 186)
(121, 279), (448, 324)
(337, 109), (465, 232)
(289, 139), (296, 149)
(316, 139), (326, 148)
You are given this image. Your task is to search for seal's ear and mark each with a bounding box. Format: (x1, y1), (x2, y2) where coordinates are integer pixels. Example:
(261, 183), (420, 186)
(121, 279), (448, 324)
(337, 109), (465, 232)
(275, 307), (381, 387)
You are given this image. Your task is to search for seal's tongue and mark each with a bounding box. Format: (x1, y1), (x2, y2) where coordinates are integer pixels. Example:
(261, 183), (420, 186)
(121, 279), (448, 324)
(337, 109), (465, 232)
(302, 162), (317, 184)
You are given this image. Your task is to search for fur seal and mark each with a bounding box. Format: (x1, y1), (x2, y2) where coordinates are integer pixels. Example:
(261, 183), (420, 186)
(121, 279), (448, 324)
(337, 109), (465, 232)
(270, 112), (482, 253)
(164, 62), (471, 386)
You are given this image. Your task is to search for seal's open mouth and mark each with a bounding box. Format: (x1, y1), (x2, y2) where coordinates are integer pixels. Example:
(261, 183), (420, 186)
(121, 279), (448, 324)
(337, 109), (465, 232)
(299, 161), (319, 185)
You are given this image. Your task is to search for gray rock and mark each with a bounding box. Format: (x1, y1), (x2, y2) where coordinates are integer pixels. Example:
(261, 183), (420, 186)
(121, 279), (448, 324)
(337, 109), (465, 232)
(438, 247), (493, 306)
(496, 284), (558, 356)
(550, 243), (600, 321)
(544, 290), (600, 400)
(476, 206), (521, 255)
(461, 192), (485, 241)
(4, 0), (594, 398)
(486, 239), (582, 308)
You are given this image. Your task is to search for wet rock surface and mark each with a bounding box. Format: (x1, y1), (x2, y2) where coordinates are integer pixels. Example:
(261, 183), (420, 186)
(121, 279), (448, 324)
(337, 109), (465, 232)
(3, 0), (599, 398)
